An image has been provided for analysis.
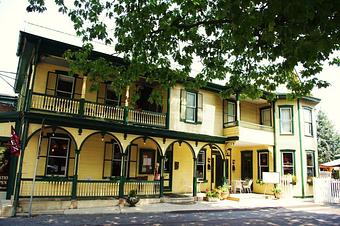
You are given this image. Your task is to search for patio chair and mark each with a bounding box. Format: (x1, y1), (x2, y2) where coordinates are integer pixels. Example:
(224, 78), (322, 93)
(243, 179), (253, 193)
(234, 180), (243, 193)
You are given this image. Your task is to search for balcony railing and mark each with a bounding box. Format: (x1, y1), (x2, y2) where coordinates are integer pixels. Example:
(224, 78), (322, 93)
(30, 92), (167, 128)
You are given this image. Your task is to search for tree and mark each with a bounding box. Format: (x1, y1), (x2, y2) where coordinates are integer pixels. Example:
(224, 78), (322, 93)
(317, 110), (340, 163)
(26, 0), (339, 99)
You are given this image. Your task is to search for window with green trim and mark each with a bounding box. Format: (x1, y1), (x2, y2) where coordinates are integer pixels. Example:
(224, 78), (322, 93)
(56, 74), (74, 98)
(258, 152), (269, 180)
(103, 142), (122, 178)
(180, 90), (203, 123)
(197, 149), (206, 181)
(282, 151), (295, 175)
(303, 108), (313, 136)
(224, 100), (236, 126)
(306, 151), (315, 177)
(260, 108), (271, 126)
(279, 106), (293, 134)
(46, 137), (70, 176)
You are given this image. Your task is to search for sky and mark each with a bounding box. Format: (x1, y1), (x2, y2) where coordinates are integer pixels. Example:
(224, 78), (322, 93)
(0, 0), (340, 132)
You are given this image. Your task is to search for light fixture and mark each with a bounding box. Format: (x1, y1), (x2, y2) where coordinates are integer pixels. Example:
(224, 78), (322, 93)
(226, 148), (232, 157)
(101, 133), (105, 142)
(143, 137), (147, 145)
(52, 127), (56, 136)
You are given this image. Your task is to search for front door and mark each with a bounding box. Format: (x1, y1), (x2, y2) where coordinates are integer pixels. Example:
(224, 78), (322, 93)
(215, 154), (223, 188)
(241, 151), (253, 180)
(163, 147), (173, 192)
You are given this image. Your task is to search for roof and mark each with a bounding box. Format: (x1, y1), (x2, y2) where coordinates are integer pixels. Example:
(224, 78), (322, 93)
(320, 159), (340, 167)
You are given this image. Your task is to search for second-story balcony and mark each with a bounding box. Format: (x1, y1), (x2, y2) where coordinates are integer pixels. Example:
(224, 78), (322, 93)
(30, 92), (167, 128)
(223, 98), (274, 146)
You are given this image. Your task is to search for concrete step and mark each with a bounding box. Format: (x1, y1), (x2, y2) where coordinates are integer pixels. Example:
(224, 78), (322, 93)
(161, 196), (195, 204)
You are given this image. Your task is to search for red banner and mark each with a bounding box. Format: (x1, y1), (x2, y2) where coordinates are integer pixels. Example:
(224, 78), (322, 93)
(10, 126), (20, 156)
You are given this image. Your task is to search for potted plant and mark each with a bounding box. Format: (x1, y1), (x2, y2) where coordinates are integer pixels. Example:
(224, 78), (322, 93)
(126, 189), (140, 207)
(205, 189), (220, 202)
(218, 183), (229, 200)
(291, 175), (297, 185)
(272, 186), (282, 199)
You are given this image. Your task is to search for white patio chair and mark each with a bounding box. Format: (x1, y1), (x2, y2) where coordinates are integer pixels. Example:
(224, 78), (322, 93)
(234, 180), (243, 193)
(243, 179), (253, 193)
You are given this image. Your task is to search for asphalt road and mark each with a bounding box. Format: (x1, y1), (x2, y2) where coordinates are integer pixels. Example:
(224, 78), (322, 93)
(1, 207), (339, 226)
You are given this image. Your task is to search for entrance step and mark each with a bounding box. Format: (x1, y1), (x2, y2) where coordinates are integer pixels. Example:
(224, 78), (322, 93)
(161, 196), (195, 205)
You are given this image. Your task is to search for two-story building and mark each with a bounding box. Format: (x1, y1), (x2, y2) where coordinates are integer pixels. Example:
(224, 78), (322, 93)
(0, 32), (319, 213)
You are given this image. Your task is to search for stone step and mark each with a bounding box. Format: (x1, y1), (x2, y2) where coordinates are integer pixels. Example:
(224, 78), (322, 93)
(161, 196), (195, 204)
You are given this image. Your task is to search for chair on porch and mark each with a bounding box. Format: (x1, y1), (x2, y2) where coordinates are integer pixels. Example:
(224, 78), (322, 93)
(243, 179), (253, 193)
(233, 180), (243, 193)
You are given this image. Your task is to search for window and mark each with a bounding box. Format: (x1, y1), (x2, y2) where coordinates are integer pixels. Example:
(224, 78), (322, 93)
(46, 137), (70, 176)
(260, 108), (271, 126)
(56, 74), (74, 98)
(282, 151), (295, 175)
(304, 108), (313, 136)
(224, 100), (236, 126)
(139, 149), (155, 174)
(306, 151), (315, 177)
(180, 90), (203, 123)
(258, 151), (269, 180)
(197, 149), (206, 181)
(280, 106), (293, 134)
(105, 85), (120, 106)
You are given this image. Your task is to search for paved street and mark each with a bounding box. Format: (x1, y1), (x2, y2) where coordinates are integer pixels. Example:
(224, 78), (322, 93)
(1, 206), (339, 226)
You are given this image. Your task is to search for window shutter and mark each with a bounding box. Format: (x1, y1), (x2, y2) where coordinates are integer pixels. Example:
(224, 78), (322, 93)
(73, 77), (83, 100)
(180, 89), (187, 121)
(45, 72), (57, 96)
(197, 92), (203, 123)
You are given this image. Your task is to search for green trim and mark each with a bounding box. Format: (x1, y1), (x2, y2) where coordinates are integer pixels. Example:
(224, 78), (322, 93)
(0, 112), (20, 122)
(278, 105), (294, 135)
(193, 158), (197, 197)
(25, 112), (228, 144)
(293, 195), (314, 198)
(272, 101), (277, 172)
(0, 136), (9, 142)
(306, 150), (316, 177)
(71, 150), (80, 200)
(276, 94), (320, 104)
(166, 88), (170, 129)
(297, 99), (305, 197)
(0, 94), (17, 106)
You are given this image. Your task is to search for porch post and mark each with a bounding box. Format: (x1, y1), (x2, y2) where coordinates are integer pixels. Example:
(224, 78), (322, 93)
(123, 86), (130, 125)
(236, 93), (240, 125)
(71, 149), (80, 200)
(193, 157), (197, 197)
(159, 156), (165, 197)
(78, 76), (87, 116)
(223, 159), (227, 185)
(119, 153), (126, 198)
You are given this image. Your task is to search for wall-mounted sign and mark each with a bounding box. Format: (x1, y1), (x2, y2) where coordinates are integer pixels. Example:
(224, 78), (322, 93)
(0, 147), (10, 191)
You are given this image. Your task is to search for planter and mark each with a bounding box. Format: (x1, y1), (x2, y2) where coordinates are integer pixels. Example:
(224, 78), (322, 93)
(207, 197), (220, 202)
(126, 196), (140, 207)
(220, 191), (229, 200)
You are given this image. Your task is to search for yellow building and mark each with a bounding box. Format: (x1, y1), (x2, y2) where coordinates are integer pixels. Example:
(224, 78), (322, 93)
(0, 32), (319, 213)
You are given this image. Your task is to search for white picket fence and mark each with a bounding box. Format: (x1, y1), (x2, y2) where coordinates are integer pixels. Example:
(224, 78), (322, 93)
(313, 177), (340, 204)
(280, 175), (293, 199)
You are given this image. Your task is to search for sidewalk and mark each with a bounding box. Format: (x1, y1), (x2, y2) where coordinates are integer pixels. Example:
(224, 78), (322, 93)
(60, 194), (340, 215)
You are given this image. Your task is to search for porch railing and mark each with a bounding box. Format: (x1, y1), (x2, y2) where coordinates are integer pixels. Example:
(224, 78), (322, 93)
(84, 102), (124, 121)
(77, 180), (120, 197)
(124, 180), (160, 196)
(19, 178), (160, 198)
(29, 92), (167, 128)
(128, 109), (166, 128)
(19, 178), (72, 197)
(31, 93), (80, 115)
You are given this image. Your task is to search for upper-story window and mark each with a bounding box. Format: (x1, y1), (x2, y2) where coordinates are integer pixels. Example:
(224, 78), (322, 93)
(282, 151), (295, 175)
(56, 74), (74, 98)
(225, 101), (236, 126)
(279, 106), (293, 134)
(46, 137), (70, 176)
(303, 108), (313, 136)
(105, 85), (120, 106)
(260, 108), (271, 126)
(180, 90), (203, 124)
(197, 149), (206, 181)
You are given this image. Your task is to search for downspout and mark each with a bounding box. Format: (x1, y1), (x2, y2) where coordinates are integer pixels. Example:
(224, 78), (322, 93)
(297, 99), (305, 197)
(272, 100), (277, 172)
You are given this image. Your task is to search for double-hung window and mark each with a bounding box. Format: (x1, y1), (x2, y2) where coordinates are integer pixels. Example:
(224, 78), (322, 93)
(224, 100), (236, 126)
(282, 151), (295, 175)
(303, 108), (313, 136)
(103, 142), (122, 178)
(258, 151), (269, 180)
(56, 74), (74, 98)
(46, 137), (70, 176)
(306, 151), (315, 177)
(180, 90), (203, 123)
(260, 108), (272, 126)
(105, 85), (120, 106)
(197, 149), (206, 181)
(280, 106), (293, 134)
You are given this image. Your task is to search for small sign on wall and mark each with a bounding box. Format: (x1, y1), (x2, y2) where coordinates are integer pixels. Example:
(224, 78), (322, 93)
(263, 172), (280, 184)
(174, 161), (179, 170)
